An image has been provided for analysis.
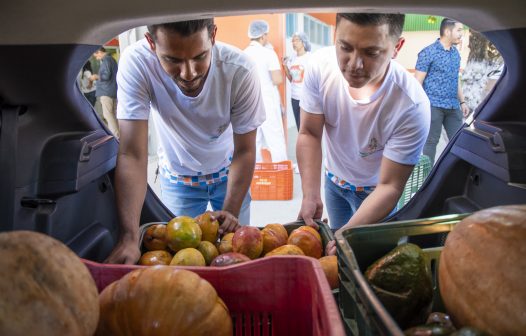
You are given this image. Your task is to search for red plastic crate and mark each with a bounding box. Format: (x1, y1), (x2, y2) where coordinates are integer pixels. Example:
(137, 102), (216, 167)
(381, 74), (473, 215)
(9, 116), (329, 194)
(83, 256), (344, 336)
(251, 160), (293, 200)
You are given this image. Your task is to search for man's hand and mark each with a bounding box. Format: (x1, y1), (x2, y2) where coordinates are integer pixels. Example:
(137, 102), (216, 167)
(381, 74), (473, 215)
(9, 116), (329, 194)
(104, 239), (141, 265)
(461, 103), (471, 118)
(325, 239), (336, 256)
(298, 198), (323, 230)
(211, 210), (240, 235)
(89, 74), (99, 81)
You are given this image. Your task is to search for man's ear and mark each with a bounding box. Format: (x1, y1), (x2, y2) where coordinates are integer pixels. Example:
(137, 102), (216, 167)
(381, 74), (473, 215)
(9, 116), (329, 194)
(392, 37), (405, 59)
(145, 32), (156, 52)
(210, 25), (218, 45)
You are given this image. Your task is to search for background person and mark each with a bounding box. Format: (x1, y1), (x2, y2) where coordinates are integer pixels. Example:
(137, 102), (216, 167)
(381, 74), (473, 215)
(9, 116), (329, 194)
(106, 19), (265, 264)
(244, 20), (288, 163)
(91, 47), (120, 138)
(77, 61), (96, 106)
(283, 32), (311, 131)
(296, 13), (430, 255)
(415, 18), (470, 164)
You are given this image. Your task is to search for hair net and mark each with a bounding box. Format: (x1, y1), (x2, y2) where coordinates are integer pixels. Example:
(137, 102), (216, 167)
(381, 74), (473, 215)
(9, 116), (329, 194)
(248, 20), (269, 39)
(293, 32), (311, 52)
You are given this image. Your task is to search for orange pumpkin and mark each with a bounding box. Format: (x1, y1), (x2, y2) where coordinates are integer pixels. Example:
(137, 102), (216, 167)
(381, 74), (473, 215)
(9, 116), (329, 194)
(439, 205), (526, 336)
(0, 231), (99, 336)
(96, 266), (232, 336)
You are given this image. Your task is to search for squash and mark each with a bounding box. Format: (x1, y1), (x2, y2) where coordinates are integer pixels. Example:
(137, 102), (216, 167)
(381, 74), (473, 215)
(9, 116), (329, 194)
(96, 266), (232, 336)
(0, 230), (99, 336)
(439, 205), (526, 335)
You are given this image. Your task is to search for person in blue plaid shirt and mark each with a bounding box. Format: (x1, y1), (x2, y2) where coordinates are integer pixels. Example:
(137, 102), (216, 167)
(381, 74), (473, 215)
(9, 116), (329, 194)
(415, 18), (470, 164)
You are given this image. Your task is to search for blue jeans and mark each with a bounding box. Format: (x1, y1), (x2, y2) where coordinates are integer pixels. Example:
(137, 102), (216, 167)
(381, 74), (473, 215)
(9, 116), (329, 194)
(423, 106), (463, 164)
(291, 98), (301, 131)
(159, 175), (251, 225)
(324, 175), (374, 230)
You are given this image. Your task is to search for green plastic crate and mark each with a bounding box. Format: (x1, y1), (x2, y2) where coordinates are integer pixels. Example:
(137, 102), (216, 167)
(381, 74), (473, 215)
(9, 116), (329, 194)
(334, 213), (469, 336)
(398, 155), (432, 209)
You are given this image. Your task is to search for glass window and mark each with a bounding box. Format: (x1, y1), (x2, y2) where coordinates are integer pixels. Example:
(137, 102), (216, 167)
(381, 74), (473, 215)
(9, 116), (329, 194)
(286, 13), (297, 37)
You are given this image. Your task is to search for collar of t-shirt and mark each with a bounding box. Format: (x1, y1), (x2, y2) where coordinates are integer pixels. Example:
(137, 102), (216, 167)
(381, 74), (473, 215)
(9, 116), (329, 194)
(345, 61), (393, 105)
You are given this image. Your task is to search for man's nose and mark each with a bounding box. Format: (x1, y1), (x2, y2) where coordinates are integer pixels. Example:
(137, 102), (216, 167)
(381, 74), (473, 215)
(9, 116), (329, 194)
(180, 61), (197, 81)
(348, 54), (363, 71)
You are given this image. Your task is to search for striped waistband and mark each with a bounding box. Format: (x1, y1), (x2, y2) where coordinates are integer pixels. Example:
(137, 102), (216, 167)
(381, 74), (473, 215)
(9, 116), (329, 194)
(326, 170), (376, 191)
(160, 165), (229, 187)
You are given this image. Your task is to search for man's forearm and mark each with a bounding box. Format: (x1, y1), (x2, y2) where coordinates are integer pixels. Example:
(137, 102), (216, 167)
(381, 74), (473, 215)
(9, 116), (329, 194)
(223, 149), (255, 217)
(114, 153), (148, 243)
(297, 133), (322, 200)
(458, 81), (465, 102)
(343, 184), (401, 229)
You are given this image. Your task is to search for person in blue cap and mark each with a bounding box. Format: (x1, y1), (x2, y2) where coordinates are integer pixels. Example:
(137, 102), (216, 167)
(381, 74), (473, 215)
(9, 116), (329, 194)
(283, 32), (312, 130)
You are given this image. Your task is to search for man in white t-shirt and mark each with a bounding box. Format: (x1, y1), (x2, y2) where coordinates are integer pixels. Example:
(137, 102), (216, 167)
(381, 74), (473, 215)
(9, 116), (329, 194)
(106, 19), (266, 264)
(244, 20), (287, 162)
(297, 13), (430, 254)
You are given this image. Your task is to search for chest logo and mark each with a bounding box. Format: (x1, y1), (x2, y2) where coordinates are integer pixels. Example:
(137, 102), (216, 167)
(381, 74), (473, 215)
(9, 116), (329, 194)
(359, 137), (384, 157)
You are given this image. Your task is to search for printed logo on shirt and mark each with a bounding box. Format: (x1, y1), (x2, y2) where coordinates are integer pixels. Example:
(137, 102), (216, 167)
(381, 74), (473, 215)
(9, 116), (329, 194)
(210, 122), (230, 141)
(290, 65), (305, 84)
(359, 137), (384, 157)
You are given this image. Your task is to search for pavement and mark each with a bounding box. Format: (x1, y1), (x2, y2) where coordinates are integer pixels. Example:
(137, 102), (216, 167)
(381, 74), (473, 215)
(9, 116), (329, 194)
(147, 125), (448, 227)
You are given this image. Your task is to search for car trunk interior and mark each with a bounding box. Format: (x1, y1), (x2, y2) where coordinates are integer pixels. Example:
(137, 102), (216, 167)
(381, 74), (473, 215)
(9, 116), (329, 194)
(0, 11), (525, 261)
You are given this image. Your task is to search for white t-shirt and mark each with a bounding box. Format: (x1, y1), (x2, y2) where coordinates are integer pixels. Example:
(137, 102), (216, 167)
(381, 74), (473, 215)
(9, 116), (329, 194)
(301, 46), (430, 187)
(286, 52), (311, 100)
(244, 41), (281, 96)
(117, 39), (266, 176)
(78, 70), (96, 93)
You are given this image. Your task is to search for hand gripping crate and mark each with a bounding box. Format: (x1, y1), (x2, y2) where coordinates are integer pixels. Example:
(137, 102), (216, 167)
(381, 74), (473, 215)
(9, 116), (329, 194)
(334, 213), (469, 336)
(250, 160), (293, 200)
(83, 256), (345, 336)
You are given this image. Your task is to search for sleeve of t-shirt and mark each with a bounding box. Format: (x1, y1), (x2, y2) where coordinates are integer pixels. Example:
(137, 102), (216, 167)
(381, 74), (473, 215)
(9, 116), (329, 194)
(415, 47), (432, 73)
(268, 50), (281, 72)
(383, 101), (431, 165)
(299, 55), (323, 114)
(116, 49), (151, 120)
(230, 65), (266, 134)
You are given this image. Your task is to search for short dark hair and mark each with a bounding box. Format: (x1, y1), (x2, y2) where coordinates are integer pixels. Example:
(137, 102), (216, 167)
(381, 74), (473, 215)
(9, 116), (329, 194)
(97, 47), (106, 53)
(440, 18), (459, 36)
(147, 19), (215, 41)
(336, 13), (405, 39)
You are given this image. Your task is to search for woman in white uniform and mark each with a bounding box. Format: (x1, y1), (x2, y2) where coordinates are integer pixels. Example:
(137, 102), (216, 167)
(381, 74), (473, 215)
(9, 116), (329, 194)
(244, 20), (288, 162)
